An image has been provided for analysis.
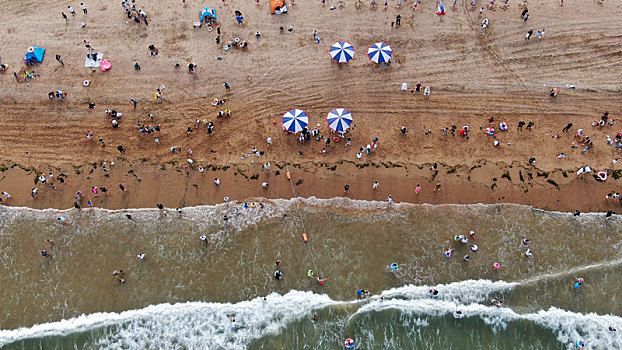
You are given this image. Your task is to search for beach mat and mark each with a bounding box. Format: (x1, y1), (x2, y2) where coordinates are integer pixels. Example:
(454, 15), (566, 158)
(84, 52), (103, 68)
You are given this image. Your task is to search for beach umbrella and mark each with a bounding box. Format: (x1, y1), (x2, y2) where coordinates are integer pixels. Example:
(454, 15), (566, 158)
(330, 41), (355, 63)
(367, 42), (392, 64)
(326, 108), (353, 133)
(282, 109), (309, 133)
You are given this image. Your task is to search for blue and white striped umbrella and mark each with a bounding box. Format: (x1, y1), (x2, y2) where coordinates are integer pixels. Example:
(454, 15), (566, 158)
(326, 108), (353, 133)
(282, 109), (309, 133)
(367, 42), (392, 64)
(330, 41), (355, 63)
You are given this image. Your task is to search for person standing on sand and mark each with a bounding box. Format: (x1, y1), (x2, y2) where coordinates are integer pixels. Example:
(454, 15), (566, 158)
(80, 2), (87, 14)
(224, 82), (230, 91)
(55, 55), (64, 66)
(62, 12), (68, 23)
(68, 5), (76, 15)
(373, 182), (379, 190)
(415, 184), (422, 195)
(434, 183), (441, 191)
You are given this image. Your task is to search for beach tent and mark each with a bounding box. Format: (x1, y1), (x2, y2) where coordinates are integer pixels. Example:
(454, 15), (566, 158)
(270, 0), (288, 14)
(330, 42), (355, 63)
(327, 108), (353, 133)
(24, 46), (45, 63)
(282, 109), (308, 133)
(200, 7), (217, 22)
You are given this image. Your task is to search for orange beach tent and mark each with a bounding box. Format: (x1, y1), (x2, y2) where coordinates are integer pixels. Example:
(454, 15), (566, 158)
(270, 0), (287, 14)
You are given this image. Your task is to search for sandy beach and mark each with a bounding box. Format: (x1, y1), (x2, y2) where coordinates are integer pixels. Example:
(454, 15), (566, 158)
(1, 0), (622, 212)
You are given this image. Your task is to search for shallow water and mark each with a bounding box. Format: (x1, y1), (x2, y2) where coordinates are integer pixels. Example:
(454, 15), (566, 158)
(0, 199), (621, 349)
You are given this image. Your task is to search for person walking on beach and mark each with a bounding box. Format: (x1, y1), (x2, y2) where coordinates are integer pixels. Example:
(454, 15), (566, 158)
(525, 29), (533, 40)
(62, 12), (68, 23)
(80, 2), (88, 14)
(562, 123), (573, 132)
(434, 182), (441, 191)
(55, 55), (64, 66)
(224, 82), (230, 91)
(415, 184), (422, 195)
(373, 181), (379, 190)
(130, 98), (137, 109)
(68, 5), (76, 15)
(117, 145), (126, 154)
(521, 8), (528, 18)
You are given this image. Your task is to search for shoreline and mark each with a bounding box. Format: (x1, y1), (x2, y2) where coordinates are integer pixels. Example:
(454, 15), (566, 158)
(1, 159), (620, 213)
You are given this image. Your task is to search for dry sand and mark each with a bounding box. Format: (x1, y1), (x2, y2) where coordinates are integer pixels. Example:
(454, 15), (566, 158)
(0, 0), (621, 212)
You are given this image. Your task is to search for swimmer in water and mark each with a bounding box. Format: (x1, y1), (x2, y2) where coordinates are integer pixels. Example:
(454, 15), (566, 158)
(463, 255), (470, 261)
(525, 249), (533, 257)
(469, 230), (477, 240)
(312, 313), (318, 321)
(200, 235), (208, 244)
(137, 253), (146, 260)
(274, 270), (283, 280)
(491, 298), (503, 307)
(429, 289), (439, 297)
(316, 277), (327, 285)
(461, 237), (469, 244)
(275, 259), (281, 267)
(522, 238), (530, 245)
(307, 269), (315, 278)
(609, 326), (617, 332)
(390, 262), (399, 271)
(470, 244), (478, 252)
(57, 217), (66, 223)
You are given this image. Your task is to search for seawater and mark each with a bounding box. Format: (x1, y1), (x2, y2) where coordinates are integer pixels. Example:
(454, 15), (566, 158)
(0, 199), (621, 349)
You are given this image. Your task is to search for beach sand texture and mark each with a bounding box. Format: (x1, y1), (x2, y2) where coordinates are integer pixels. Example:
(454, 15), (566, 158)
(0, 0), (621, 210)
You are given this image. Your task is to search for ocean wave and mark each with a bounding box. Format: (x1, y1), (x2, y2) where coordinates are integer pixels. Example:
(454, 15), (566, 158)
(0, 290), (337, 350)
(2, 280), (620, 349)
(1, 196), (618, 216)
(356, 299), (622, 349)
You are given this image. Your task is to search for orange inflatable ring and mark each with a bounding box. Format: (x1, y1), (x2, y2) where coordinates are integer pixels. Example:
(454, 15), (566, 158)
(27, 46), (35, 53)
(333, 137), (340, 142)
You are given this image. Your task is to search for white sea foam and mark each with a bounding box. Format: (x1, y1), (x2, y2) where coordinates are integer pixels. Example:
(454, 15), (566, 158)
(2, 279), (619, 349)
(379, 279), (519, 304)
(0, 290), (336, 350)
(355, 299), (622, 349)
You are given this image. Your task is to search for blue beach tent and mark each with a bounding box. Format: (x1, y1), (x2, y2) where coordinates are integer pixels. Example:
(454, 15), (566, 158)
(24, 46), (45, 63)
(200, 7), (217, 22)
